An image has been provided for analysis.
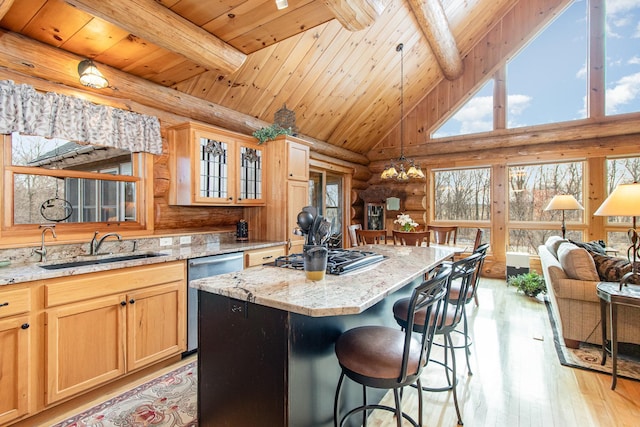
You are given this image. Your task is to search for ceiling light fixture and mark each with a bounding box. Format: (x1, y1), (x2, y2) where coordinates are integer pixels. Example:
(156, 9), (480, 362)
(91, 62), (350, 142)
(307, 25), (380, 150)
(275, 0), (288, 10)
(77, 59), (109, 89)
(381, 43), (424, 182)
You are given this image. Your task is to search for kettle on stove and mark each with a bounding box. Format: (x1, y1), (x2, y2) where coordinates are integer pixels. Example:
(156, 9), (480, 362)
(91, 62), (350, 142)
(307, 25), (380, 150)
(236, 219), (249, 241)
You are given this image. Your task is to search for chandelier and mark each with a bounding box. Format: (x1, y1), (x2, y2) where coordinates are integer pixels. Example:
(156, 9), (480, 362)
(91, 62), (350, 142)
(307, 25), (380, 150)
(381, 43), (424, 182)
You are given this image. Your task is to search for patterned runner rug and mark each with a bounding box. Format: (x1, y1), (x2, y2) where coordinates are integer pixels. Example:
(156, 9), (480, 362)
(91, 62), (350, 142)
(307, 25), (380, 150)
(51, 361), (197, 427)
(545, 300), (640, 381)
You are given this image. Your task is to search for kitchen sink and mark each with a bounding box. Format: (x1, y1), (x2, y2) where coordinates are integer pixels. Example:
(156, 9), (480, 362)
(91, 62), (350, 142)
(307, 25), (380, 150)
(39, 252), (168, 270)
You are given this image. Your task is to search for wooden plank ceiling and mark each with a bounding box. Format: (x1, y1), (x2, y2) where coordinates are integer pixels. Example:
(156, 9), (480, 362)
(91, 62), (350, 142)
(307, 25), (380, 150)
(0, 0), (519, 157)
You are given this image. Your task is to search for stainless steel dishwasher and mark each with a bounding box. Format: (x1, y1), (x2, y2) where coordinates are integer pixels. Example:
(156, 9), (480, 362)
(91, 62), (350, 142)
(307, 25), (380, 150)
(185, 252), (244, 355)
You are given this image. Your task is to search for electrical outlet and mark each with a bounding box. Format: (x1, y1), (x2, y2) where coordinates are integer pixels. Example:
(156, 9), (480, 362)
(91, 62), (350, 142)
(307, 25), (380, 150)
(159, 237), (173, 247)
(180, 236), (191, 245)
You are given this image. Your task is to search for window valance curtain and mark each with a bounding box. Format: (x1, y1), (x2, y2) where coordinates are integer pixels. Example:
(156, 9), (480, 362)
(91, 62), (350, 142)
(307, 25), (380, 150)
(0, 80), (162, 155)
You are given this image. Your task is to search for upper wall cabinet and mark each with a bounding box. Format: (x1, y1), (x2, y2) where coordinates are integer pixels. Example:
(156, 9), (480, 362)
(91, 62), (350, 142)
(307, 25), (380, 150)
(168, 123), (265, 206)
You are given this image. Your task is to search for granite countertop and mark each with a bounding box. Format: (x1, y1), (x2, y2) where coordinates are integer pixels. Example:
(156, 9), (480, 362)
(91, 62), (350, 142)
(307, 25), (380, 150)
(0, 240), (285, 286)
(190, 245), (456, 317)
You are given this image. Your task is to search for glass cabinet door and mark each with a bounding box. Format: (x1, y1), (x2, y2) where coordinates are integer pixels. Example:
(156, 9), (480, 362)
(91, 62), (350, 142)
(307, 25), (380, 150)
(237, 142), (264, 204)
(195, 133), (233, 204)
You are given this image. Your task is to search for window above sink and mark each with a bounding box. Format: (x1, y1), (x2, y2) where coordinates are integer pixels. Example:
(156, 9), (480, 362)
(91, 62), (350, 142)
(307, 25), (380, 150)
(1, 132), (154, 244)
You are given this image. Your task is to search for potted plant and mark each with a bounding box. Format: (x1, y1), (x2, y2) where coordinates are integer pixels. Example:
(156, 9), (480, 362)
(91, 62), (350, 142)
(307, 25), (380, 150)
(252, 124), (292, 144)
(507, 271), (547, 297)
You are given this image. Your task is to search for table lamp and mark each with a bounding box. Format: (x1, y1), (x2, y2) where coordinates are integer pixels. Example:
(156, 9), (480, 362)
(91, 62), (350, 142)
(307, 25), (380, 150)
(544, 195), (584, 238)
(594, 183), (640, 289)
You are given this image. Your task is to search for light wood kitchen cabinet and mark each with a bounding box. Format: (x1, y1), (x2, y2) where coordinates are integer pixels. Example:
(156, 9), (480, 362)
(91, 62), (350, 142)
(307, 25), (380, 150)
(244, 245), (286, 268)
(43, 261), (185, 404)
(264, 137), (310, 254)
(168, 122), (265, 206)
(287, 180), (309, 254)
(0, 287), (31, 426)
(287, 142), (309, 181)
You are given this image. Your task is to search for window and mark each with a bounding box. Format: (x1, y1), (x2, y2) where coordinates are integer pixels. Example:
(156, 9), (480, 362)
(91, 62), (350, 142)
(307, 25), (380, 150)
(605, 0), (640, 115)
(432, 80), (494, 138)
(432, 167), (491, 249)
(603, 156), (640, 252)
(433, 168), (491, 221)
(5, 133), (146, 233)
(508, 161), (585, 253)
(506, 0), (587, 127)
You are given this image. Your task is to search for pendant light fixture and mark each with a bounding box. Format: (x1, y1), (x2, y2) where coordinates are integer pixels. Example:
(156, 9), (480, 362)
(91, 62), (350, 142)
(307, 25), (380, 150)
(381, 43), (424, 182)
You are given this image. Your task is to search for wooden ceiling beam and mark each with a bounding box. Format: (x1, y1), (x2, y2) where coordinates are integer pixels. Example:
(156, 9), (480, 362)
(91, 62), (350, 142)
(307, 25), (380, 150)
(322, 0), (389, 31)
(65, 0), (246, 75)
(0, 30), (368, 165)
(0, 0), (15, 21)
(407, 0), (463, 80)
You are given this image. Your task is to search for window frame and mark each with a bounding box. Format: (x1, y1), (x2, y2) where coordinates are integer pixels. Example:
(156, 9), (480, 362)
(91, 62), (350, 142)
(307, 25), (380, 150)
(1, 134), (153, 244)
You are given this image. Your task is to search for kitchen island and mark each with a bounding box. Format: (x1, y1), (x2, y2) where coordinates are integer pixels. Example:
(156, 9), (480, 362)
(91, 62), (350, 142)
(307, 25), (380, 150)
(190, 244), (455, 427)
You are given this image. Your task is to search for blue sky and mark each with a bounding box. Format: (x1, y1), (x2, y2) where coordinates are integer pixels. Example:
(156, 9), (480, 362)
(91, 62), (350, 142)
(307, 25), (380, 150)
(434, 0), (640, 137)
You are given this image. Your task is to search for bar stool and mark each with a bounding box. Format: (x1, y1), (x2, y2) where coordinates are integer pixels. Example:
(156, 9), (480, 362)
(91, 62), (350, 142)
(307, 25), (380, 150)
(449, 243), (489, 375)
(392, 252), (482, 426)
(333, 267), (450, 427)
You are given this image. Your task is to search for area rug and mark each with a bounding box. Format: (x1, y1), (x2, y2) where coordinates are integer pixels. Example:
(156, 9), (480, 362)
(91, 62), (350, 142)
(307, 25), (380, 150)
(51, 361), (197, 427)
(545, 300), (640, 381)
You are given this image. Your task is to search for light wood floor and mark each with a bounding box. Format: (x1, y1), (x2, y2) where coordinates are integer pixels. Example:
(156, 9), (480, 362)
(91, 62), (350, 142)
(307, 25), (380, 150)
(368, 278), (640, 427)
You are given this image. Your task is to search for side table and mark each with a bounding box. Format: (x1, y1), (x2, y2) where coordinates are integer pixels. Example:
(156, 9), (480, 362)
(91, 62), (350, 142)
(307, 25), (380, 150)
(596, 282), (640, 390)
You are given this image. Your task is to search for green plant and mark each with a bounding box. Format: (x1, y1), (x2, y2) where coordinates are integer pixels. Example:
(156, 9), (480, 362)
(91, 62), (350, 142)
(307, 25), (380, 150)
(252, 124), (292, 144)
(507, 271), (547, 297)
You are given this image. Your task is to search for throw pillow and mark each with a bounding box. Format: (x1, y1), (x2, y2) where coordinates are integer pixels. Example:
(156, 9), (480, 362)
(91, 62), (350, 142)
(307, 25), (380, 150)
(590, 252), (640, 284)
(557, 243), (599, 281)
(569, 239), (607, 255)
(545, 236), (568, 259)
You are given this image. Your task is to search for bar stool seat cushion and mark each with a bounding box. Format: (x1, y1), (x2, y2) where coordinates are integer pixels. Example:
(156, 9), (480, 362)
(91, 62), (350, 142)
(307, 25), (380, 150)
(393, 299), (458, 329)
(335, 326), (422, 381)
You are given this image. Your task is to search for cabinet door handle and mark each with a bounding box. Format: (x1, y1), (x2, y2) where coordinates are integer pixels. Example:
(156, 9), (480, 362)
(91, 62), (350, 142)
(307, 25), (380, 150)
(129, 299), (135, 304)
(262, 255), (273, 260)
(0, 302), (8, 308)
(228, 197), (233, 200)
(121, 301), (127, 306)
(21, 323), (30, 330)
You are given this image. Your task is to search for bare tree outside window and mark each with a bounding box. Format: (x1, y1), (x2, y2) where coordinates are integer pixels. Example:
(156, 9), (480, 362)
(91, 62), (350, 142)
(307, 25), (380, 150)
(508, 161), (584, 253)
(434, 168), (491, 221)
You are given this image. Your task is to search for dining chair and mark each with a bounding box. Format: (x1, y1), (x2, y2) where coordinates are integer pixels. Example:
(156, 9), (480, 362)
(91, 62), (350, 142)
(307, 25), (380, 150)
(427, 225), (458, 245)
(392, 230), (430, 247)
(333, 267), (449, 427)
(348, 224), (362, 247)
(392, 252), (482, 426)
(355, 229), (386, 245)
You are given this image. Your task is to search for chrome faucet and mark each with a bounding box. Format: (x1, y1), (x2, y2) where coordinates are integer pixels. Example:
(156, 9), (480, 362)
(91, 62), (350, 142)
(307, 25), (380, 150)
(90, 231), (122, 255)
(33, 225), (57, 262)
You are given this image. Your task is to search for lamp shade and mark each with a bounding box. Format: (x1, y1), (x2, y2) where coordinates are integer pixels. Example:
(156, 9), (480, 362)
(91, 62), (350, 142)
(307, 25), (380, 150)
(544, 194), (584, 211)
(594, 183), (640, 216)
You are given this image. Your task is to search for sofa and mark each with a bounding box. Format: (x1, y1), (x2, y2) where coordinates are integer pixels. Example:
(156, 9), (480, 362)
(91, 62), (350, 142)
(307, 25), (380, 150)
(538, 236), (640, 348)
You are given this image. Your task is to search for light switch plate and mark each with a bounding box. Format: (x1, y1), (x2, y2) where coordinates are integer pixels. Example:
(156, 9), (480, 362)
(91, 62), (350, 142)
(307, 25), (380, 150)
(180, 236), (191, 245)
(159, 237), (173, 246)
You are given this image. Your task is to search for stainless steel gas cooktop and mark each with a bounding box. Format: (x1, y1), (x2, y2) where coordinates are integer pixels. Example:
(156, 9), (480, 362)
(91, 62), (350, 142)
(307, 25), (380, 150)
(273, 249), (385, 275)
